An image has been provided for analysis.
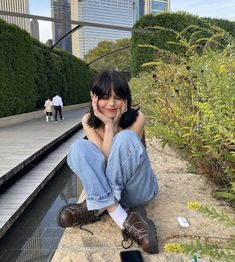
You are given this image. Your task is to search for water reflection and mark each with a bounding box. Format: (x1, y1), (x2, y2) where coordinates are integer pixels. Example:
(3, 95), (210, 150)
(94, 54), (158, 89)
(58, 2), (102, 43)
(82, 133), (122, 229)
(0, 163), (82, 262)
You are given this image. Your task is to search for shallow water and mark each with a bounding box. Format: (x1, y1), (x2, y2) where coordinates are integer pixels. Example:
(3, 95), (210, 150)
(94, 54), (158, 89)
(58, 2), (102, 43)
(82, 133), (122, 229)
(0, 163), (82, 262)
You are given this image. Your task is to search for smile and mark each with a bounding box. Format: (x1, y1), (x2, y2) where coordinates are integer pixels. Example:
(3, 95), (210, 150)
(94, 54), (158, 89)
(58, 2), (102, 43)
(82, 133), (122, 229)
(106, 108), (117, 113)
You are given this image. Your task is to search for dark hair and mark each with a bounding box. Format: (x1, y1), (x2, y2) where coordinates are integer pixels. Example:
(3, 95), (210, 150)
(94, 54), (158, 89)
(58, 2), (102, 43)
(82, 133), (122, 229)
(87, 70), (139, 129)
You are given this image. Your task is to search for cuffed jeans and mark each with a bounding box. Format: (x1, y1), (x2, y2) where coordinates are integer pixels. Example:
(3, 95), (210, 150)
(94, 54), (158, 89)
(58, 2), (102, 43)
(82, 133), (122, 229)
(67, 130), (158, 210)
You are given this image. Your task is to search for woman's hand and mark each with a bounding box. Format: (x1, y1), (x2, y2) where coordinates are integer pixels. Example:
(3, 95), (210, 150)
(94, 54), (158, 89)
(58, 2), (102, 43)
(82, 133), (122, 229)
(113, 99), (127, 129)
(90, 91), (113, 126)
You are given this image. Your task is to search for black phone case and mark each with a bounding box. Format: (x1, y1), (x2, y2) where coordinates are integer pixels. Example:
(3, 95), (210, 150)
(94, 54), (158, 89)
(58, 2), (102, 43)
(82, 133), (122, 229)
(120, 250), (143, 262)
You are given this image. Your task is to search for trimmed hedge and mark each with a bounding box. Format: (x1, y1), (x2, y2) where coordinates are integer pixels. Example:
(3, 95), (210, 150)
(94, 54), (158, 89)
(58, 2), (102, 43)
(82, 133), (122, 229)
(0, 19), (95, 117)
(202, 17), (235, 38)
(131, 12), (235, 76)
(0, 20), (36, 116)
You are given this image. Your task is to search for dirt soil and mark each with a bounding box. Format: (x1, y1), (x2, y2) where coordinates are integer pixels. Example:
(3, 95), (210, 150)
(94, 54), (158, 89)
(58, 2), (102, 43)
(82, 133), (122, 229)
(52, 138), (235, 262)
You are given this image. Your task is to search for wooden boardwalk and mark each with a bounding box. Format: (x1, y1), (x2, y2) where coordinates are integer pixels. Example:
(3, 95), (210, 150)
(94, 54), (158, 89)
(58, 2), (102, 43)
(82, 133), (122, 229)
(0, 104), (89, 238)
(0, 104), (88, 185)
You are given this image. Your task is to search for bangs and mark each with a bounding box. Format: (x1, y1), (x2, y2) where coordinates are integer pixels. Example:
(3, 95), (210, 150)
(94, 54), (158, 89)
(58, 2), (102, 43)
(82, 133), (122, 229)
(93, 74), (112, 98)
(91, 70), (130, 100)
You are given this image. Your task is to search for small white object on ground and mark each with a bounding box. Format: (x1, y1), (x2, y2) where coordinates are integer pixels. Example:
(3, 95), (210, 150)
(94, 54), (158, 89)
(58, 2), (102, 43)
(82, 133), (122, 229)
(177, 216), (190, 228)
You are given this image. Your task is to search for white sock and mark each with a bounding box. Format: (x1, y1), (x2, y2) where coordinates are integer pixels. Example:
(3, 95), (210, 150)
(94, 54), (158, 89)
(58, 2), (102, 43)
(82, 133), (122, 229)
(108, 204), (128, 229)
(97, 208), (106, 215)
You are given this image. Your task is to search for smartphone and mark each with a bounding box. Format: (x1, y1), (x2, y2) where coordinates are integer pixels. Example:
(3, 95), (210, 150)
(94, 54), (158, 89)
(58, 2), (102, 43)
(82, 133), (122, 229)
(120, 250), (144, 262)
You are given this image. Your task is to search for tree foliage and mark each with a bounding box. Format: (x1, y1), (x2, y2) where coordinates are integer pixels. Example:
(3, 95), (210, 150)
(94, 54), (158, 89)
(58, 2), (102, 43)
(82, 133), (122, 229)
(84, 38), (130, 72)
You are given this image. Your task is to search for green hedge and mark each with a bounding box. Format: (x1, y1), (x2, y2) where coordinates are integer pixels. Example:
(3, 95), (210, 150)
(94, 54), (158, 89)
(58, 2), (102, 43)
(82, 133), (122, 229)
(0, 20), (36, 116)
(202, 17), (235, 38)
(0, 19), (95, 117)
(130, 46), (235, 187)
(131, 12), (235, 76)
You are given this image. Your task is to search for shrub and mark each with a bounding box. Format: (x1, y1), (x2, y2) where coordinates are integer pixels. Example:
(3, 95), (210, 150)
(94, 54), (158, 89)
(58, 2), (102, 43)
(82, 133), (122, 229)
(130, 44), (235, 186)
(131, 12), (235, 76)
(0, 19), (95, 117)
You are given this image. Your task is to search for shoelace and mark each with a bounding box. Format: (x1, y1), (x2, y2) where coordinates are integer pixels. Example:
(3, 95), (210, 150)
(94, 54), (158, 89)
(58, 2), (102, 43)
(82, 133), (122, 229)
(121, 227), (142, 249)
(77, 208), (101, 235)
(79, 221), (98, 235)
(121, 231), (133, 249)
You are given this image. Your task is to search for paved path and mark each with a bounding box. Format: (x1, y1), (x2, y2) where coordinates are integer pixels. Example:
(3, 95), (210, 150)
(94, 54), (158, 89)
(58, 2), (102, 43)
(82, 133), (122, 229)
(0, 104), (89, 185)
(0, 104), (89, 239)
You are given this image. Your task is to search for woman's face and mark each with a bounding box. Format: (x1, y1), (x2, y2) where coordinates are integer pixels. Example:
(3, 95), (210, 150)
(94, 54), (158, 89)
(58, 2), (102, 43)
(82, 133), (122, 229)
(97, 88), (125, 119)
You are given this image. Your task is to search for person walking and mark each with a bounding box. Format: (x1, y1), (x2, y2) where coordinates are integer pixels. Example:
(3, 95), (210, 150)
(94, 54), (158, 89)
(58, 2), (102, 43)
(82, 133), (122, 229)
(57, 70), (159, 254)
(52, 93), (64, 122)
(44, 97), (54, 122)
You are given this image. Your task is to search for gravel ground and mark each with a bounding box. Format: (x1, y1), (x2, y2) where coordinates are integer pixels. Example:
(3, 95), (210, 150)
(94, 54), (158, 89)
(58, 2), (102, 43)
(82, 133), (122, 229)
(52, 138), (235, 262)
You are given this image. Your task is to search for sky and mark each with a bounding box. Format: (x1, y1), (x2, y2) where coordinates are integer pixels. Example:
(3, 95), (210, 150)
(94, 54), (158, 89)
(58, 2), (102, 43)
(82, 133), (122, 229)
(29, 0), (235, 43)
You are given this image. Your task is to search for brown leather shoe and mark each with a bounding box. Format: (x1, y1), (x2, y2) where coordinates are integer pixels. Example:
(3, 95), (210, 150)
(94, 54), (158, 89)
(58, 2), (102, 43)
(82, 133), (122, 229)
(121, 206), (159, 254)
(57, 201), (101, 228)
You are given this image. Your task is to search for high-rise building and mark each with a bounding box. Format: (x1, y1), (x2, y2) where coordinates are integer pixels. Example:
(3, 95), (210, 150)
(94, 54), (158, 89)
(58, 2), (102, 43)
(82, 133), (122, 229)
(0, 0), (30, 33)
(51, 0), (72, 53)
(30, 19), (39, 40)
(135, 0), (145, 21)
(144, 0), (170, 15)
(71, 0), (135, 59)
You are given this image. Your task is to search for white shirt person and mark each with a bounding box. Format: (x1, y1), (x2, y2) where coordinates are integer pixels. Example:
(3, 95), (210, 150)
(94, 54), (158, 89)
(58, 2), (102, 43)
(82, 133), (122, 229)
(52, 94), (64, 121)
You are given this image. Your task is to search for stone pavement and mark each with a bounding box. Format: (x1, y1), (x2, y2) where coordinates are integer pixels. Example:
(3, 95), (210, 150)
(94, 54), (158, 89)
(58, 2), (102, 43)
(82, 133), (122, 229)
(52, 139), (235, 262)
(0, 104), (89, 238)
(0, 103), (89, 185)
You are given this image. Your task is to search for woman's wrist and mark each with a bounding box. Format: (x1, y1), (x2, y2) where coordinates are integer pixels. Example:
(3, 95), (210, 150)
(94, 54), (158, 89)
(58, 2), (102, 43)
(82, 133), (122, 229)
(105, 123), (114, 132)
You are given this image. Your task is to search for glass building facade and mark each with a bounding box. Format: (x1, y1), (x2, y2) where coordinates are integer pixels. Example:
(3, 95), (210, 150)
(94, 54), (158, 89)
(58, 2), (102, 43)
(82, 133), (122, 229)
(51, 0), (72, 53)
(30, 19), (39, 40)
(145, 0), (170, 15)
(0, 0), (30, 33)
(135, 0), (144, 21)
(71, 0), (135, 58)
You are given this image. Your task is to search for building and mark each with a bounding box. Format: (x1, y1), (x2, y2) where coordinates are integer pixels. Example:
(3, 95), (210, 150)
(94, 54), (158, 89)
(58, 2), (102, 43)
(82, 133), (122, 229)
(71, 0), (135, 59)
(30, 19), (39, 40)
(135, 0), (145, 21)
(51, 0), (72, 53)
(0, 0), (30, 33)
(45, 39), (53, 47)
(144, 0), (170, 15)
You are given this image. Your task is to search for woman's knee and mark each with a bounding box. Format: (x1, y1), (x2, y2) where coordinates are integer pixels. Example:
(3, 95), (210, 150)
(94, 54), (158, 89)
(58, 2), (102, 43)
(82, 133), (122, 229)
(67, 139), (99, 171)
(68, 139), (98, 157)
(113, 130), (141, 145)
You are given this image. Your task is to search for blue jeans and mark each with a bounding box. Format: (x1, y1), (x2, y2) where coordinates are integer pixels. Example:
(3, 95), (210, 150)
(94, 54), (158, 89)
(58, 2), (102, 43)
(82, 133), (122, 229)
(67, 130), (158, 210)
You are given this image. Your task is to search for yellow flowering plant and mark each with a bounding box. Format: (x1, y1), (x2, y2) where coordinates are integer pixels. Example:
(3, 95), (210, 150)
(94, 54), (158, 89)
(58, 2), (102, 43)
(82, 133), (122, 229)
(163, 201), (235, 261)
(130, 29), (235, 195)
(129, 26), (235, 261)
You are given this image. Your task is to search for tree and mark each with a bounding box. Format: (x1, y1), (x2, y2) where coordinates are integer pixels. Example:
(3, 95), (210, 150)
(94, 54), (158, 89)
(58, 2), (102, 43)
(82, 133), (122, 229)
(84, 38), (130, 72)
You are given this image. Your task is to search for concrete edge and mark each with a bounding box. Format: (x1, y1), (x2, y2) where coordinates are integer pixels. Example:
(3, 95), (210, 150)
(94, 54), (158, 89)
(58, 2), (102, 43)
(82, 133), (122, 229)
(0, 123), (82, 187)
(0, 157), (66, 239)
(0, 102), (90, 128)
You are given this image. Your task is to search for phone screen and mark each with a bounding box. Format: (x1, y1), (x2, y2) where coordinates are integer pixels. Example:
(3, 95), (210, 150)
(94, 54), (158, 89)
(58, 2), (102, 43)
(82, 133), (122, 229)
(120, 250), (143, 262)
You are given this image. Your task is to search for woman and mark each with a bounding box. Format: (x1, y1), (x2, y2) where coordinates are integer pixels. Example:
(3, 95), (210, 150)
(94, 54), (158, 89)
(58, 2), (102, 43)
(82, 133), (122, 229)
(44, 96), (53, 122)
(57, 70), (159, 254)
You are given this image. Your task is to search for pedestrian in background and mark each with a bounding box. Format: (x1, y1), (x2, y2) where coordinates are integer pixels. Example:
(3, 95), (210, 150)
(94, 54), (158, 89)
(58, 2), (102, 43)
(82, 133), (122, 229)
(52, 94), (64, 122)
(44, 96), (54, 123)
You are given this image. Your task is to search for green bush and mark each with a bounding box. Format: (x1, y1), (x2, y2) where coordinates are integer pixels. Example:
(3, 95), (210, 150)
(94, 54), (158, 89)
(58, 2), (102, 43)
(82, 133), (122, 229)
(0, 19), (36, 116)
(0, 19), (95, 117)
(131, 12), (235, 76)
(130, 45), (235, 186)
(202, 17), (235, 38)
